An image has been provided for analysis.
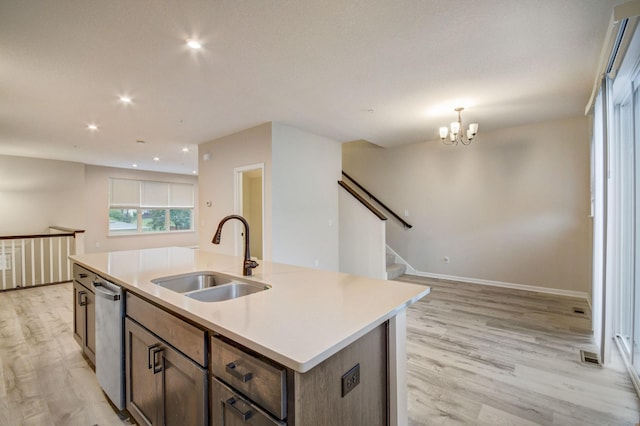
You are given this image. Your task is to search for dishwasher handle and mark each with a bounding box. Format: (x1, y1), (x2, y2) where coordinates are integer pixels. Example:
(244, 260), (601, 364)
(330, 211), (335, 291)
(92, 279), (121, 301)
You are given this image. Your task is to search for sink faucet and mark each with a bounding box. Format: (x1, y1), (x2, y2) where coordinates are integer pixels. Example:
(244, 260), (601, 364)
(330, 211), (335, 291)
(212, 215), (259, 276)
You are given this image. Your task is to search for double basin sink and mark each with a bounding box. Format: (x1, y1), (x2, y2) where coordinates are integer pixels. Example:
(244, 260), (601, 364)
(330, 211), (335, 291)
(151, 272), (270, 302)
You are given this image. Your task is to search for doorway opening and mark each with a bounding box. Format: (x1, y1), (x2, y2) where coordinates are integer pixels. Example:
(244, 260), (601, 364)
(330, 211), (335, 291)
(234, 164), (264, 260)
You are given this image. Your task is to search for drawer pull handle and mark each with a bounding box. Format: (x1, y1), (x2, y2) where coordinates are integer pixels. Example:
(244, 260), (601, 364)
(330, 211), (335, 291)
(148, 344), (163, 373)
(225, 397), (253, 421)
(79, 273), (88, 278)
(226, 362), (253, 383)
(77, 290), (87, 306)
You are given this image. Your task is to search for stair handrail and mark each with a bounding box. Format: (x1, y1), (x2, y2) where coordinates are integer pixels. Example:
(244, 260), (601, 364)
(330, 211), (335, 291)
(338, 181), (387, 221)
(342, 171), (413, 229)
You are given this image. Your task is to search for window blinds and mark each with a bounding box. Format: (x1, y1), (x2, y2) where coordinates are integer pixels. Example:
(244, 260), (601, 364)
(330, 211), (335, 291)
(109, 178), (194, 208)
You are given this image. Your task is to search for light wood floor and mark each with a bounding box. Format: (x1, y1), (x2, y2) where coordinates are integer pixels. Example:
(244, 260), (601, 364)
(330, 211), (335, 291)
(1, 280), (639, 425)
(0, 283), (130, 426)
(400, 275), (640, 426)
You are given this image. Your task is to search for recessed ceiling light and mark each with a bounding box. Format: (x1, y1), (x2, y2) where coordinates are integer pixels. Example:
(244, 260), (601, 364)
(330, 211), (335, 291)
(132, 163), (138, 168)
(119, 95), (132, 104)
(153, 156), (160, 161)
(182, 147), (189, 153)
(187, 39), (202, 50)
(87, 123), (98, 131)
(192, 170), (197, 174)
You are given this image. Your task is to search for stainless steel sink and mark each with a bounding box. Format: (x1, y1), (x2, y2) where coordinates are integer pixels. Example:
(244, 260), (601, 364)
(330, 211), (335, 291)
(151, 272), (234, 293)
(151, 271), (270, 302)
(186, 282), (268, 302)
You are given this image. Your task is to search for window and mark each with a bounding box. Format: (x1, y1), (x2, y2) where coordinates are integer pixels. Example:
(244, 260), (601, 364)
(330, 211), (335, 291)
(108, 179), (195, 235)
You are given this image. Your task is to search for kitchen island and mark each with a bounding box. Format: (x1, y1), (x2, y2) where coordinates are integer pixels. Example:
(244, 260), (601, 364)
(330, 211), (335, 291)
(71, 247), (429, 426)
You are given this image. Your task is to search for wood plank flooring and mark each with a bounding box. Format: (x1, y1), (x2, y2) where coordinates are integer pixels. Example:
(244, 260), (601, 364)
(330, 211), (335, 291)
(0, 283), (130, 426)
(1, 279), (639, 425)
(399, 275), (640, 426)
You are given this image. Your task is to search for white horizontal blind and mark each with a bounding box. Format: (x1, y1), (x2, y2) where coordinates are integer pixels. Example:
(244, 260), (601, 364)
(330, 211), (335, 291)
(110, 179), (140, 206)
(141, 181), (169, 207)
(170, 183), (195, 207)
(109, 178), (194, 208)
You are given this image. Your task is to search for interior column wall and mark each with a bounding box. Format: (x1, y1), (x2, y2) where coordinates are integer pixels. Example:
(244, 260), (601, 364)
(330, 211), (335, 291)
(271, 123), (341, 271)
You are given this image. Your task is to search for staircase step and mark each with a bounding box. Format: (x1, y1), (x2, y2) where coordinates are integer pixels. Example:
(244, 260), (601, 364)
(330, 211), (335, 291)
(386, 263), (406, 280)
(386, 253), (395, 267)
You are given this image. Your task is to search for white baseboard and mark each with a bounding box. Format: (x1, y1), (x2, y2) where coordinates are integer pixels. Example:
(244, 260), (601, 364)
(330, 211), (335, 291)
(385, 245), (590, 301)
(411, 270), (590, 301)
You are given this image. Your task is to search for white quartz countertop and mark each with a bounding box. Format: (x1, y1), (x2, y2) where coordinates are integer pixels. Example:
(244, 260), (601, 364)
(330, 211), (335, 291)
(71, 247), (429, 372)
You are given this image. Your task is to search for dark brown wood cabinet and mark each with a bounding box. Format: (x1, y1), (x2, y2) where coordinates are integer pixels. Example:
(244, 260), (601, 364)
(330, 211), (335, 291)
(124, 292), (208, 426)
(210, 323), (388, 426)
(292, 323), (388, 426)
(72, 266), (96, 366)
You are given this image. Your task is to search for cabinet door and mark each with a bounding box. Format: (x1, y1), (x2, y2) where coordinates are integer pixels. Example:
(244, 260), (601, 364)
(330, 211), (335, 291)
(72, 281), (86, 347)
(83, 289), (96, 365)
(125, 318), (159, 426)
(158, 344), (207, 426)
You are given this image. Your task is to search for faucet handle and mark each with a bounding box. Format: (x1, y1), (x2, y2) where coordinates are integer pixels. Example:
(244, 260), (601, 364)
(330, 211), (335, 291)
(245, 259), (259, 269)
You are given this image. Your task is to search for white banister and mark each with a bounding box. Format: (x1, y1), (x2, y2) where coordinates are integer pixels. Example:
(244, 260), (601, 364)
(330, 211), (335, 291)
(49, 238), (53, 283)
(30, 240), (35, 286)
(0, 227), (83, 291)
(1, 240), (5, 290)
(11, 239), (16, 287)
(39, 239), (44, 286)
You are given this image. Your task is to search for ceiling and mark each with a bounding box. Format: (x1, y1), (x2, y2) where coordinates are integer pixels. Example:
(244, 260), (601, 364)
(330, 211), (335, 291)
(0, 0), (622, 175)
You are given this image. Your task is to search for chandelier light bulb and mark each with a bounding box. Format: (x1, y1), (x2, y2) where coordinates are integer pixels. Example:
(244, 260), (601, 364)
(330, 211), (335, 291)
(439, 107), (478, 146)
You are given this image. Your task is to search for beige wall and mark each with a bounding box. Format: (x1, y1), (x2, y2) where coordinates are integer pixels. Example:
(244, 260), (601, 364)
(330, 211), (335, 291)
(243, 170), (264, 259)
(198, 122), (341, 271)
(0, 155), (85, 235)
(198, 123), (273, 258)
(343, 116), (592, 294)
(84, 165), (198, 253)
(0, 155), (198, 252)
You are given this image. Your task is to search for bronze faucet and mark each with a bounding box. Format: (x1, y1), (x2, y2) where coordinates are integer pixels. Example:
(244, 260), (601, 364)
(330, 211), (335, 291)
(212, 215), (259, 276)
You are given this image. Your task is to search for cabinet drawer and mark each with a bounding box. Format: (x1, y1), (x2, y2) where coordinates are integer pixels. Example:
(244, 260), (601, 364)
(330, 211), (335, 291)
(211, 378), (285, 426)
(126, 292), (207, 366)
(73, 263), (96, 289)
(211, 337), (286, 420)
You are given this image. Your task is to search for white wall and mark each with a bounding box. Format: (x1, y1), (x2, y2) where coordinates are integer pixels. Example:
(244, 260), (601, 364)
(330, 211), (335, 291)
(338, 188), (386, 279)
(84, 165), (198, 253)
(198, 123), (273, 259)
(0, 155), (85, 234)
(343, 116), (592, 294)
(272, 123), (341, 271)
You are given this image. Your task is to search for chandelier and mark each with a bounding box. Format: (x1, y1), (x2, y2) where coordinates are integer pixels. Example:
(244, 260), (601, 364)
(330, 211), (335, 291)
(439, 107), (479, 146)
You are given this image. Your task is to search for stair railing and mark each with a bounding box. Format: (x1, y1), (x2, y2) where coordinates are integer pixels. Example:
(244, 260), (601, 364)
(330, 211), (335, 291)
(341, 171), (412, 229)
(0, 226), (85, 291)
(338, 180), (387, 221)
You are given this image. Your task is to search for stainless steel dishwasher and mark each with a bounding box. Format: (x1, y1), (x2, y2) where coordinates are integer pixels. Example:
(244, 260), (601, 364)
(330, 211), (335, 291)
(92, 275), (125, 410)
